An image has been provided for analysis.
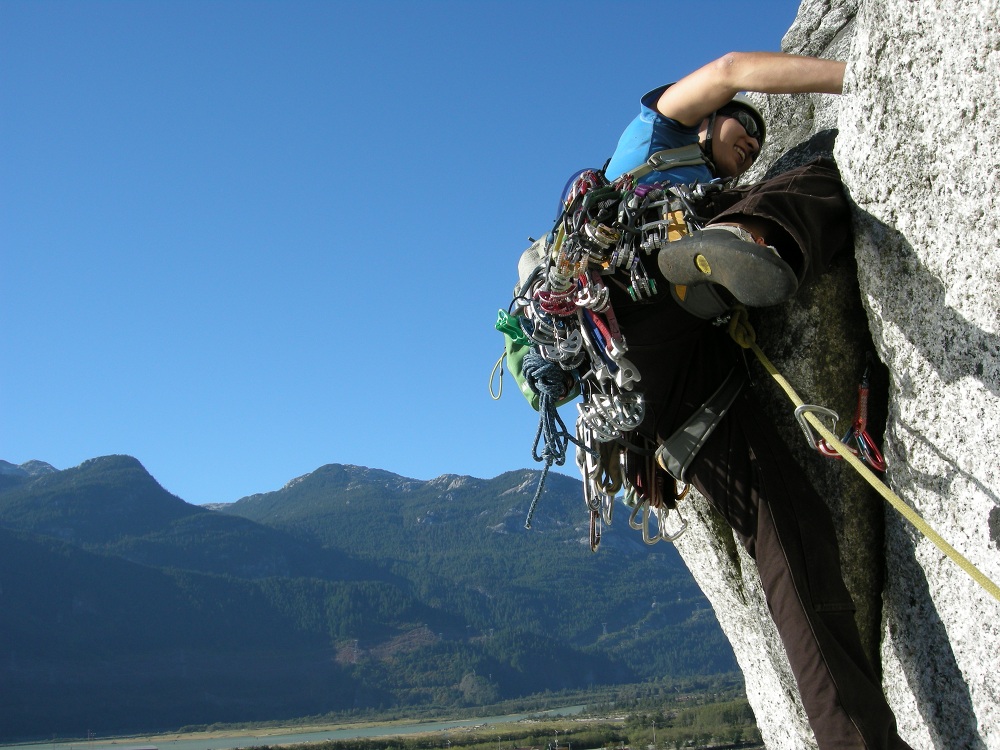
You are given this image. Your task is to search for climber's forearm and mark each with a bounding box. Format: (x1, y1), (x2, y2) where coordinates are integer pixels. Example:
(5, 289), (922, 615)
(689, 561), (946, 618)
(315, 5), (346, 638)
(656, 52), (847, 127)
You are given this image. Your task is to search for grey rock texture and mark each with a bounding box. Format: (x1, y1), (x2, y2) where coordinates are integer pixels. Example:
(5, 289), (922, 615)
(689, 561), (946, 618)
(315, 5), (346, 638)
(838, 0), (1000, 747)
(671, 0), (1000, 748)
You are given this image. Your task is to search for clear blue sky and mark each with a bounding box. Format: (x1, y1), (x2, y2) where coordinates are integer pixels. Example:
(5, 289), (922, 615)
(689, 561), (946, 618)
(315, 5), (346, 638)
(2, 0), (801, 505)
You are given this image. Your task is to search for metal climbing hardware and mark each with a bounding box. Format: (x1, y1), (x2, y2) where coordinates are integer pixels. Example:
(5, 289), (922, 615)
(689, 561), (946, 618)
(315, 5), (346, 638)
(726, 323), (1000, 603)
(623, 454), (690, 545)
(791, 356), (887, 472)
(628, 496), (688, 545)
(795, 404), (841, 452)
(817, 355), (887, 471)
(496, 167), (735, 548)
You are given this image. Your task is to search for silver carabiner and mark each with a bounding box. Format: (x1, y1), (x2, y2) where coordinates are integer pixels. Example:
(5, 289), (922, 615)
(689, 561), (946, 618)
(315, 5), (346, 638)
(627, 498), (687, 544)
(794, 404), (840, 453)
(611, 392), (645, 432)
(628, 499), (662, 545)
(659, 504), (688, 543)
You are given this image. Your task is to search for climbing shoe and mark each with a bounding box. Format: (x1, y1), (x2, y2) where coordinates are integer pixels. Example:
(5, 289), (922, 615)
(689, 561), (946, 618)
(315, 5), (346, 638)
(657, 225), (798, 307)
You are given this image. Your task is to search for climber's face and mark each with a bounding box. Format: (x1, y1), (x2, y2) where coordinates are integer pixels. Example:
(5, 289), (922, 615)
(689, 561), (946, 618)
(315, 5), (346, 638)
(703, 115), (761, 178)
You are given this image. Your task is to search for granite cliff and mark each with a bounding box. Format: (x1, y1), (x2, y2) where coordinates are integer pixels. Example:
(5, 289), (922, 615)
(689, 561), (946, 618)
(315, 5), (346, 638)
(669, 1), (1000, 747)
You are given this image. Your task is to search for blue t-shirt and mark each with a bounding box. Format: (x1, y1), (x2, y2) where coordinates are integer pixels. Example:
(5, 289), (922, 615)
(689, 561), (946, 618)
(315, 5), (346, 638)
(604, 85), (714, 185)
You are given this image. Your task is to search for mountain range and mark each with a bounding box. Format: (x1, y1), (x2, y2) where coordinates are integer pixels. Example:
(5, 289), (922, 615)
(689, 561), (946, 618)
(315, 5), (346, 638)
(0, 455), (735, 741)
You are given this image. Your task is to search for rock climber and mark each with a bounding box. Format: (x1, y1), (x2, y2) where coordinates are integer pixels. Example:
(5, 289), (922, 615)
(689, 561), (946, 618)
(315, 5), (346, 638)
(600, 51), (915, 750)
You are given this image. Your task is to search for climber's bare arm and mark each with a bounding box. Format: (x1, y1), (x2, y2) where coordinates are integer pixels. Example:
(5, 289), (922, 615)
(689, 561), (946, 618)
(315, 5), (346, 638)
(656, 52), (847, 127)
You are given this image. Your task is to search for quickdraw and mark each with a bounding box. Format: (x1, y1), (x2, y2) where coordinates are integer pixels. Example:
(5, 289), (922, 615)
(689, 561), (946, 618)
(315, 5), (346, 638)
(796, 354), (887, 472)
(819, 354), (887, 471)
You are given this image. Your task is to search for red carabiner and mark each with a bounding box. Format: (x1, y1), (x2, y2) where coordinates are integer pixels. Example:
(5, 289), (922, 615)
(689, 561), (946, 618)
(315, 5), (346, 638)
(819, 357), (887, 472)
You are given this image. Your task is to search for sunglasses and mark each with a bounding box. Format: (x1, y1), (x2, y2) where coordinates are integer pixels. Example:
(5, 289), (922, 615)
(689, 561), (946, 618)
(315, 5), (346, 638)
(729, 110), (762, 141)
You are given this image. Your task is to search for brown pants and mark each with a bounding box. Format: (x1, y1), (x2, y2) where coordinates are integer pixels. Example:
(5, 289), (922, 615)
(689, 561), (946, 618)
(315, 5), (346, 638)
(611, 159), (912, 749)
(688, 393), (911, 750)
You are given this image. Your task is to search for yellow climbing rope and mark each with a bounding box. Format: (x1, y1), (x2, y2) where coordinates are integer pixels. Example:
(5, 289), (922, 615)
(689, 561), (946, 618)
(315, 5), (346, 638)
(727, 307), (1000, 603)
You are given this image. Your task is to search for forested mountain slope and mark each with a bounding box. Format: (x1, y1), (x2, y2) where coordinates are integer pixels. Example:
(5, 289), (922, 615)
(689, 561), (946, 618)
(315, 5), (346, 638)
(0, 456), (734, 740)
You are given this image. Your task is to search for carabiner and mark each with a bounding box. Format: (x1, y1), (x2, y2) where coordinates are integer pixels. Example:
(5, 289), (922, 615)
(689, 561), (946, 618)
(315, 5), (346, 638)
(794, 404), (841, 452)
(815, 354), (887, 471)
(629, 499), (687, 544)
(855, 431), (887, 471)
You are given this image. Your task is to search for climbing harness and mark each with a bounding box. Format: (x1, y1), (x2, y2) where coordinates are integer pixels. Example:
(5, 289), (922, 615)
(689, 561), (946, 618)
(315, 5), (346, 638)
(654, 367), (746, 482)
(496, 165), (734, 548)
(727, 308), (1000, 603)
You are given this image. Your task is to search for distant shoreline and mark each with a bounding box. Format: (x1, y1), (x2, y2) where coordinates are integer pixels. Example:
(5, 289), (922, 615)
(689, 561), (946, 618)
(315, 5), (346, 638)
(1, 706), (588, 750)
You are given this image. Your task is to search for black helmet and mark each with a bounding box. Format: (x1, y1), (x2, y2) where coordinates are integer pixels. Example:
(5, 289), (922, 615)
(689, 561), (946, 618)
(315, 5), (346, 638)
(702, 93), (766, 174)
(717, 94), (766, 145)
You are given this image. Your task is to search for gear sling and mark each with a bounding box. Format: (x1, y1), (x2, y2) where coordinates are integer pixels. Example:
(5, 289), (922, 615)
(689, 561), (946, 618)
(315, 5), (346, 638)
(497, 157), (744, 549)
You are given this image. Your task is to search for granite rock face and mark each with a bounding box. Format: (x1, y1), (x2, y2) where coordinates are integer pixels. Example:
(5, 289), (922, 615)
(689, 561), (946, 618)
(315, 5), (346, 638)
(671, 0), (1000, 748)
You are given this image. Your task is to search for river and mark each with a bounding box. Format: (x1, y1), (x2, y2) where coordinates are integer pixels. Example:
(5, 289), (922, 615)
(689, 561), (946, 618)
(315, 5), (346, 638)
(2, 706), (587, 750)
